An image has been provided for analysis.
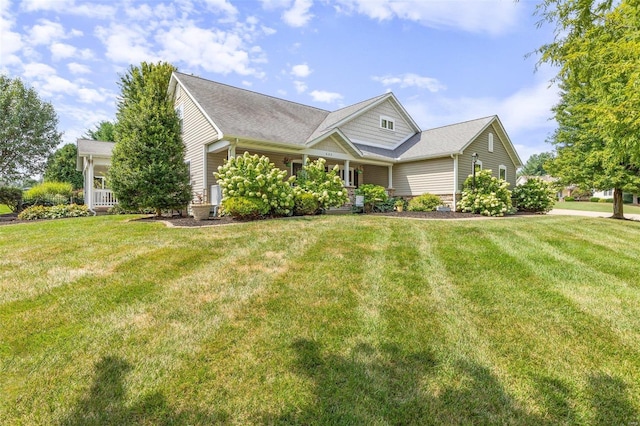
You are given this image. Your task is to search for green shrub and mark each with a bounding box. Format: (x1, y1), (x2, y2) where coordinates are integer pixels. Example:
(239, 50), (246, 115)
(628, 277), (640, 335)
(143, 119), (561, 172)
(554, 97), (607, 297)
(564, 196), (575, 202)
(457, 169), (512, 216)
(215, 152), (294, 216)
(0, 186), (23, 212)
(17, 204), (90, 220)
(590, 197), (600, 203)
(24, 181), (73, 198)
(294, 158), (349, 211)
(599, 198), (614, 203)
(222, 196), (270, 220)
(107, 204), (157, 215)
(356, 184), (388, 212)
(408, 193), (441, 212)
(513, 178), (556, 213)
(293, 192), (319, 216)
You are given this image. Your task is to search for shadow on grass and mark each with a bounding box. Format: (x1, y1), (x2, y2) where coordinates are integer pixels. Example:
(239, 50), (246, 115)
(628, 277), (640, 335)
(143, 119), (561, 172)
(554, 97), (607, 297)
(266, 339), (546, 425)
(589, 373), (639, 425)
(61, 355), (228, 425)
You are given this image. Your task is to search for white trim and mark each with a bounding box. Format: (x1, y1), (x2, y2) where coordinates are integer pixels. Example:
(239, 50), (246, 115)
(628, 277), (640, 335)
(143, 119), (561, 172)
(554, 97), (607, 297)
(207, 139), (231, 153)
(170, 73), (224, 140)
(452, 154), (458, 207)
(458, 116), (523, 168)
(305, 128), (363, 157)
(380, 115), (395, 131)
(499, 164), (507, 181)
(488, 132), (494, 152)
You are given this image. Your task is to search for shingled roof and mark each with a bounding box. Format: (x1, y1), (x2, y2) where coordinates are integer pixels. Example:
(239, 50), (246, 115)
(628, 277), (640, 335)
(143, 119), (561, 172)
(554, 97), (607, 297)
(174, 72), (330, 146)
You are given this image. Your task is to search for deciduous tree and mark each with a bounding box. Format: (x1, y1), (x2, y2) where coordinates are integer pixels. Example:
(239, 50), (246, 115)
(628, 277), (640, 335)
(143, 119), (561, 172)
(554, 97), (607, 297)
(0, 75), (62, 182)
(536, 0), (640, 218)
(44, 144), (84, 189)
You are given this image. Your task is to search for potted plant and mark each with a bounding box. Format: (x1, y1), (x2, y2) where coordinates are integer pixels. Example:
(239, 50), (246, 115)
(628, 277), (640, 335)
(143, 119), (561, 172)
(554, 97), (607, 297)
(190, 193), (212, 220)
(394, 199), (405, 212)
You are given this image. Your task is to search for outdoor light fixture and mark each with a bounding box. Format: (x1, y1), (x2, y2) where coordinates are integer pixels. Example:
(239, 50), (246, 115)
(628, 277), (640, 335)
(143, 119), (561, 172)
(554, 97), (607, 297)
(471, 152), (478, 191)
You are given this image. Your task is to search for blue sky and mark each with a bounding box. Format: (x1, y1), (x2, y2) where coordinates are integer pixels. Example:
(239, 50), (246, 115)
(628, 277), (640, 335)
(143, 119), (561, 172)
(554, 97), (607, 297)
(1, 0), (559, 163)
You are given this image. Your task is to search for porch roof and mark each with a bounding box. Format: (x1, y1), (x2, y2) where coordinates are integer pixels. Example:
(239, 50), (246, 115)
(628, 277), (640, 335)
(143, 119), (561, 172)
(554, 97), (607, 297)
(77, 139), (115, 157)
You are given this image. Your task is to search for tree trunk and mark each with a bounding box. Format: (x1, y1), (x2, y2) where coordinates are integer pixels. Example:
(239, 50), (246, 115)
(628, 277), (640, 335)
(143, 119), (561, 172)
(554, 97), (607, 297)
(634, 193), (639, 205)
(156, 207), (162, 217)
(612, 188), (624, 219)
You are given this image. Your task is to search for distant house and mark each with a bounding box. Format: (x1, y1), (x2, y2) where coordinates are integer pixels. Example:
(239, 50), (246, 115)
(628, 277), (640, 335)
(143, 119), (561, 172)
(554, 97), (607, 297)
(77, 72), (523, 210)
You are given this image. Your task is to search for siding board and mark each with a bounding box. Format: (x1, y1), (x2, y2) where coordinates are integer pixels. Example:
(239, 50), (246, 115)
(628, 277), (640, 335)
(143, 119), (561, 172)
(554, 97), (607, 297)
(393, 157), (454, 196)
(340, 100), (413, 149)
(457, 125), (518, 191)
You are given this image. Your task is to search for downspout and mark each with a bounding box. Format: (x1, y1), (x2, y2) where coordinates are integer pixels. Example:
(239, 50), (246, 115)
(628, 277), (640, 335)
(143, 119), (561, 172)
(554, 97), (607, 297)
(452, 154), (458, 210)
(87, 155), (96, 216)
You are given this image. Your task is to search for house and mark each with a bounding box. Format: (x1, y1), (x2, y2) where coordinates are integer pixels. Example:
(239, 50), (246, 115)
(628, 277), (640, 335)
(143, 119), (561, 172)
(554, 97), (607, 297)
(77, 72), (522, 210)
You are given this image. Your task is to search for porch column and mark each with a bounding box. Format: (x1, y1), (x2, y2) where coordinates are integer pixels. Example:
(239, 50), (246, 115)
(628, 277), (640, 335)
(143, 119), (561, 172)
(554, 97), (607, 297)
(302, 154), (308, 165)
(344, 159), (350, 186)
(227, 144), (236, 159)
(388, 165), (393, 189)
(87, 155), (94, 209)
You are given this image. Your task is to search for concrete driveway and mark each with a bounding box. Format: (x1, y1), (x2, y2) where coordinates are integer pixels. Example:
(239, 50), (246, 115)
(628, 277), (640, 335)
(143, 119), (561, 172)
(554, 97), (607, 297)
(549, 208), (640, 221)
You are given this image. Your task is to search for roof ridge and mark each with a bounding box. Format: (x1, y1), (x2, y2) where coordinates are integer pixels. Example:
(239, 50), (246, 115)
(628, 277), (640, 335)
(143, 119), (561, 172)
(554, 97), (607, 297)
(174, 71), (331, 113)
(422, 115), (496, 132)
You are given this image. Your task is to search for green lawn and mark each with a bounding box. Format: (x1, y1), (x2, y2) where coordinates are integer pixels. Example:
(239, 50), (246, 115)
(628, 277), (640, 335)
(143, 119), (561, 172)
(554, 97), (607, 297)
(554, 200), (640, 214)
(0, 204), (10, 214)
(1, 215), (640, 424)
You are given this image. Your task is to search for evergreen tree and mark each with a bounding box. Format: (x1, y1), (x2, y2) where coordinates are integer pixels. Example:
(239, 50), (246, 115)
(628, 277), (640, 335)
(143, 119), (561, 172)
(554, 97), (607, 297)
(84, 121), (116, 141)
(109, 62), (191, 216)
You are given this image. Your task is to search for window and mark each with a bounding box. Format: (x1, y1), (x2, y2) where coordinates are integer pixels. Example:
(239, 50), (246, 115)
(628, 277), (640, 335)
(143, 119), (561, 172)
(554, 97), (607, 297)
(499, 165), (507, 181)
(380, 116), (395, 131)
(488, 133), (494, 152)
(175, 104), (184, 132)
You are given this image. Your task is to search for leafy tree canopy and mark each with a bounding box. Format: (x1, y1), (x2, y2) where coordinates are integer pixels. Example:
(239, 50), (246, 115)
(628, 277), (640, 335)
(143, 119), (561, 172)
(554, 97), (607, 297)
(536, 0), (640, 218)
(44, 144), (84, 190)
(518, 152), (555, 177)
(84, 121), (115, 142)
(0, 75), (62, 182)
(109, 62), (191, 216)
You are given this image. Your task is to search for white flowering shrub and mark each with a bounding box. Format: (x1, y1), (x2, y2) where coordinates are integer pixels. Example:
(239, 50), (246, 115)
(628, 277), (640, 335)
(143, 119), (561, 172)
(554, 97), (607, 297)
(294, 158), (349, 211)
(457, 169), (512, 217)
(214, 152), (295, 216)
(513, 178), (556, 213)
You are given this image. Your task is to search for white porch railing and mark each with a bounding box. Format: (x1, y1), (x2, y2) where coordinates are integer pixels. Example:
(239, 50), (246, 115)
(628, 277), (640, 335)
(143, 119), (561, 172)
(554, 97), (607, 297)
(93, 189), (118, 207)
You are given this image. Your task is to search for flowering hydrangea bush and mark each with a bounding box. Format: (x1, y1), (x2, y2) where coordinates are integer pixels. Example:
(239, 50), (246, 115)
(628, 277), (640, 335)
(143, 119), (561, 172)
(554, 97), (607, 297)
(513, 177), (556, 213)
(356, 184), (388, 212)
(294, 158), (348, 211)
(214, 152), (295, 216)
(457, 169), (512, 216)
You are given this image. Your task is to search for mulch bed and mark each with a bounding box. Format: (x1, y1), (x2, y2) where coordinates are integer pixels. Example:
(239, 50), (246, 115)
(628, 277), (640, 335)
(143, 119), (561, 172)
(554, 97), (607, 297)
(0, 210), (537, 228)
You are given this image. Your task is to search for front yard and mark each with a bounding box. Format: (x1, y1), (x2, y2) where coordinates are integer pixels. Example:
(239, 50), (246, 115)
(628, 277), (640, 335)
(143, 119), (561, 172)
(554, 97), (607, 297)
(554, 200), (640, 214)
(1, 214), (639, 424)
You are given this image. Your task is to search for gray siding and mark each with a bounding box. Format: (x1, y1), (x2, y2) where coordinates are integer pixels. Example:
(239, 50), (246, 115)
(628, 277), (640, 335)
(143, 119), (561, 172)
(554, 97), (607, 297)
(175, 85), (219, 198)
(363, 165), (388, 187)
(311, 137), (347, 154)
(457, 125), (518, 191)
(393, 157), (454, 196)
(340, 100), (414, 149)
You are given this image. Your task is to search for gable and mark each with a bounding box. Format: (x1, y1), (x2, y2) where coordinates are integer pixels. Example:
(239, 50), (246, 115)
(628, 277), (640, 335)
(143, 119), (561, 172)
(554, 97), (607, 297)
(339, 99), (416, 150)
(309, 137), (348, 155)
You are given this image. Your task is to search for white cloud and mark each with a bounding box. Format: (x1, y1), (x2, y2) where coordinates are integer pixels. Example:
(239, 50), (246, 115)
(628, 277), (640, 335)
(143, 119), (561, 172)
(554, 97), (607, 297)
(259, 0), (292, 9)
(68, 62), (91, 74)
(157, 24), (261, 77)
(95, 23), (158, 64)
(291, 63), (312, 78)
(50, 42), (76, 60)
(373, 73), (446, 92)
(23, 62), (57, 79)
(203, 0), (238, 15)
(336, 0), (521, 35)
(0, 2), (23, 66)
(21, 0), (115, 18)
(28, 19), (66, 45)
(310, 90), (343, 103)
(293, 80), (307, 93)
(283, 0), (313, 27)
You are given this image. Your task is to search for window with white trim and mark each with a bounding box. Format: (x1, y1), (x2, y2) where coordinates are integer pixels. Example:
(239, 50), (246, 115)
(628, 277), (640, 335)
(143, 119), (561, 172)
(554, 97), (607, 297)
(380, 116), (395, 131)
(488, 132), (494, 152)
(499, 165), (507, 181)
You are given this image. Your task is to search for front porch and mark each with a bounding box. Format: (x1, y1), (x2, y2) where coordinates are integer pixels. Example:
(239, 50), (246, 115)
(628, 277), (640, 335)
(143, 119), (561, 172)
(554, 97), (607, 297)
(76, 139), (118, 210)
(202, 143), (395, 206)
